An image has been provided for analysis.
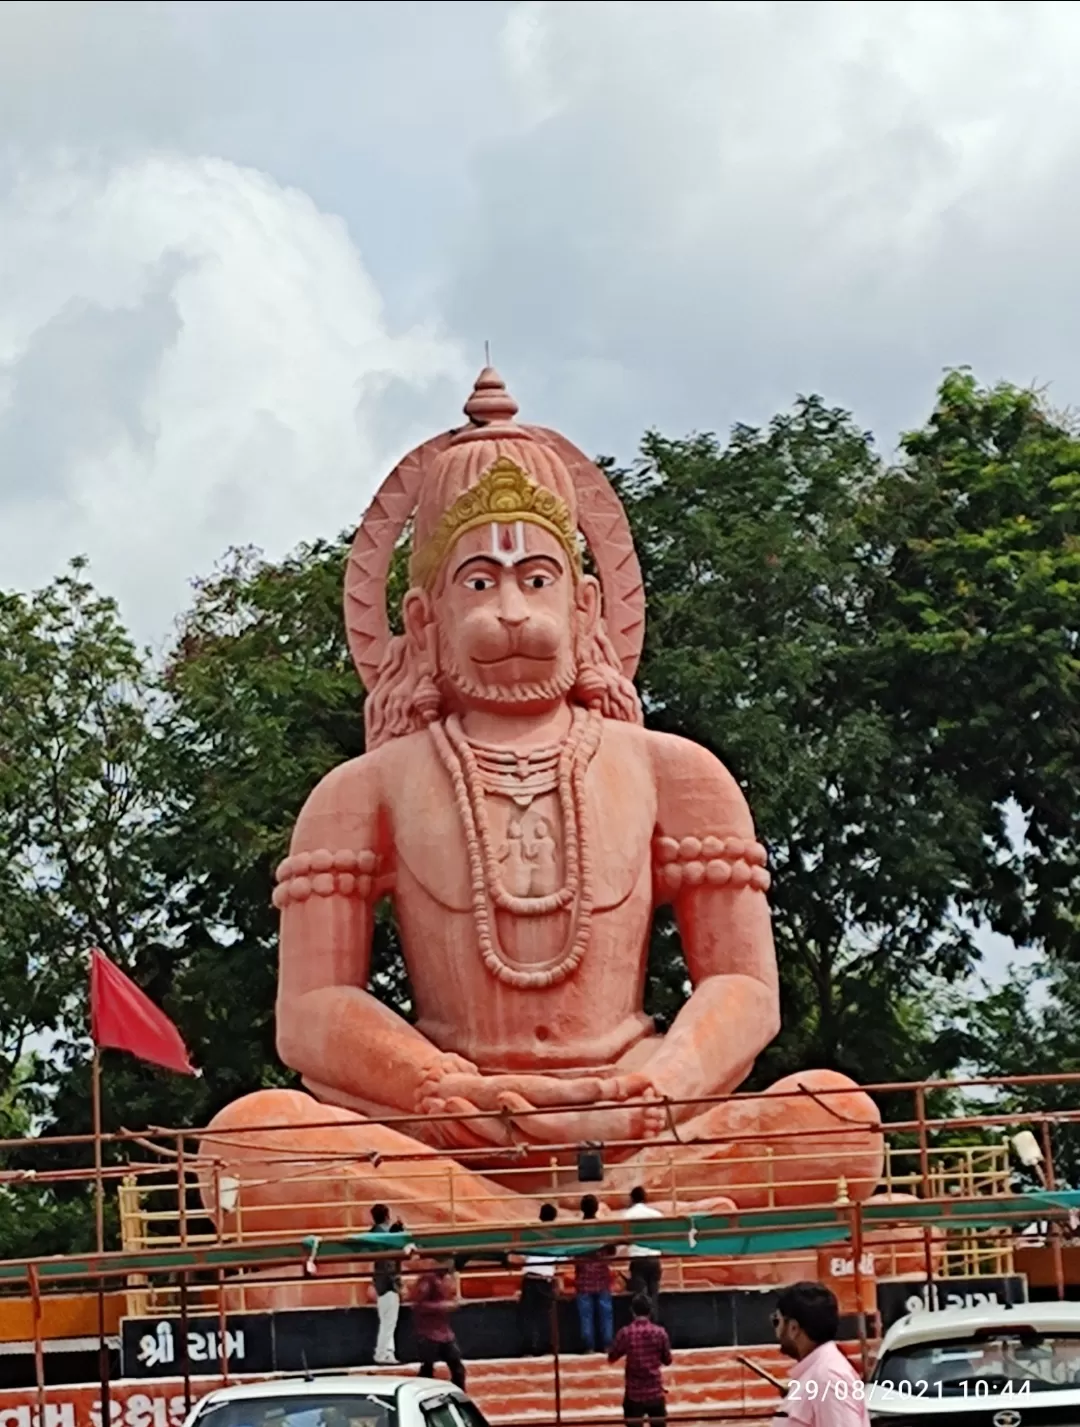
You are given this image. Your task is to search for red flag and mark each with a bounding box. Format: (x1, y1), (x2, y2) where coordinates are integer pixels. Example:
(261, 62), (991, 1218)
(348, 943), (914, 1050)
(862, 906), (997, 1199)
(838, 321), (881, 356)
(89, 948), (196, 1075)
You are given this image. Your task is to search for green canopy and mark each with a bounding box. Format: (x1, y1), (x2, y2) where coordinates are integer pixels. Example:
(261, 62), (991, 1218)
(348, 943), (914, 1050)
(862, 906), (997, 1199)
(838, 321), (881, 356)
(2, 1189), (1075, 1284)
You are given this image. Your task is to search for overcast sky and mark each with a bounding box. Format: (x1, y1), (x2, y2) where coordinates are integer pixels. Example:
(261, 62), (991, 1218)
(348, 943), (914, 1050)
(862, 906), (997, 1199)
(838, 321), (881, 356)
(4, 0), (1064, 985)
(5, 0), (1080, 645)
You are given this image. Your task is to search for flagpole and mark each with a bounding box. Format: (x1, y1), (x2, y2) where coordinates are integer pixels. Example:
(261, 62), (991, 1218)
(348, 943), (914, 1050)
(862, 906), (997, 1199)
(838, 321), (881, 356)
(92, 1044), (104, 1252)
(92, 1042), (111, 1427)
(88, 943), (196, 1427)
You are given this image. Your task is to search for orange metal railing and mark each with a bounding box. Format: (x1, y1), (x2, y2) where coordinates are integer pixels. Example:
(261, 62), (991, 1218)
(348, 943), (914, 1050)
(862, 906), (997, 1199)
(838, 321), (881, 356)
(0, 1070), (1073, 1324)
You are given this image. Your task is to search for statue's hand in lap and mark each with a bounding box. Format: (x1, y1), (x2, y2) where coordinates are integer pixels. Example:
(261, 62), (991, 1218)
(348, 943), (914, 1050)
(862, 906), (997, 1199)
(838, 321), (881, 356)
(495, 1082), (667, 1147)
(419, 1067), (617, 1118)
(433, 1072), (619, 1109)
(419, 1063), (666, 1148)
(416, 1074), (596, 1151)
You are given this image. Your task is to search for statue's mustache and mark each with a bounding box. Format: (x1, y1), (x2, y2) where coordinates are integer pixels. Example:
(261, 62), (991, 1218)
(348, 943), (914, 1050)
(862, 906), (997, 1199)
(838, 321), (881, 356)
(458, 618), (564, 663)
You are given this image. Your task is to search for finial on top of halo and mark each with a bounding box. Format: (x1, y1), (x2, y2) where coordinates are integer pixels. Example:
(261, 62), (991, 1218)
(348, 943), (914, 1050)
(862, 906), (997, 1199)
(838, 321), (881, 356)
(463, 366), (519, 426)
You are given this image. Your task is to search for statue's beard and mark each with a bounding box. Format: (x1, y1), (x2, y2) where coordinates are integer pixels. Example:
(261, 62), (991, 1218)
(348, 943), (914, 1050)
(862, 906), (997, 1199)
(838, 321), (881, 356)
(362, 607), (643, 750)
(436, 631), (578, 709)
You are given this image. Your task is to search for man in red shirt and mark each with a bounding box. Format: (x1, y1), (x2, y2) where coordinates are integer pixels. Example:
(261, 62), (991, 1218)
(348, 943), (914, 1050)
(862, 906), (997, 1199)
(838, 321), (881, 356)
(411, 1262), (466, 1389)
(608, 1294), (672, 1426)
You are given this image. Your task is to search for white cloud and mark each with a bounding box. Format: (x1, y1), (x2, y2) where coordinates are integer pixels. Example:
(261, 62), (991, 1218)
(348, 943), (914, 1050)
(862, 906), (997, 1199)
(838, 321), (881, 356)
(10, 2), (1080, 622)
(0, 153), (465, 644)
(447, 0), (1080, 450)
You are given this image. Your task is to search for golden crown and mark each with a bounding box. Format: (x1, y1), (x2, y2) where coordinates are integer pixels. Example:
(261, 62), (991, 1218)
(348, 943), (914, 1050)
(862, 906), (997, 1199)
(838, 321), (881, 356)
(410, 457), (582, 589)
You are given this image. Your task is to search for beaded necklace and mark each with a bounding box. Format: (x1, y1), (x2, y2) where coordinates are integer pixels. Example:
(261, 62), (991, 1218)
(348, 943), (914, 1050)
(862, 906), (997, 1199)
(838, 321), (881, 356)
(461, 736), (562, 808)
(429, 708), (602, 989)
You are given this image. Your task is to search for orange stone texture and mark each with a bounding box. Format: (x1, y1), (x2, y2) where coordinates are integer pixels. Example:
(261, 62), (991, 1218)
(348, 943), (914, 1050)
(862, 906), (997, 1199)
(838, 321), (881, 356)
(201, 369), (884, 1298)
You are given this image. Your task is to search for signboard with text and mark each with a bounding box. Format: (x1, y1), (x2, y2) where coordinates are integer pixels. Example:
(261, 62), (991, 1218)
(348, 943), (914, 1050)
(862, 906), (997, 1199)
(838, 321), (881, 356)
(876, 1275), (1028, 1330)
(0, 1380), (225, 1427)
(121, 1317), (273, 1380)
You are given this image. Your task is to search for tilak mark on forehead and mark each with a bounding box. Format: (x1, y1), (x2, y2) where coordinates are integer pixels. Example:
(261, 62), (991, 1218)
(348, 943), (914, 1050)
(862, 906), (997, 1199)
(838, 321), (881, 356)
(490, 521), (529, 567)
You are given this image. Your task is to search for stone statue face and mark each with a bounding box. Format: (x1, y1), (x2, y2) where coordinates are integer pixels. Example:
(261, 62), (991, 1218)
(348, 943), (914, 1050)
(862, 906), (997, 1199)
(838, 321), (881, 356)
(433, 520), (581, 710)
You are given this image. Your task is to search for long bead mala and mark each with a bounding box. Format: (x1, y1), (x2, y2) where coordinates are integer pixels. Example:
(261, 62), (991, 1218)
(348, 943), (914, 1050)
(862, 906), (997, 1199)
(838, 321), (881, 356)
(447, 711), (582, 915)
(429, 708), (602, 989)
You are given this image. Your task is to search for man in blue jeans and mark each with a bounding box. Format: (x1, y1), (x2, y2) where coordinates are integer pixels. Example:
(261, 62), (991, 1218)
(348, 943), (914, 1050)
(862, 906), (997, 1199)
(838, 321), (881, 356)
(575, 1194), (614, 1353)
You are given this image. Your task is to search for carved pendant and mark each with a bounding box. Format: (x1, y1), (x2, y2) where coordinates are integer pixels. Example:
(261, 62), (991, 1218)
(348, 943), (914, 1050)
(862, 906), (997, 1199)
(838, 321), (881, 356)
(499, 807), (561, 899)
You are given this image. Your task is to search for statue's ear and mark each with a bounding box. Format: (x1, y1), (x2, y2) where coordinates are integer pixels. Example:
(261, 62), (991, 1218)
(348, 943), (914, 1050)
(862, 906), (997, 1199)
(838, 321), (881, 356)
(403, 589), (435, 652)
(576, 573), (602, 640)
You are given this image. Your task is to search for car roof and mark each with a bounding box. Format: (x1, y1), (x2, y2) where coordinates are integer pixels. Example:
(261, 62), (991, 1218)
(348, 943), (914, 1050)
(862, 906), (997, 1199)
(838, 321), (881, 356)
(881, 1300), (1080, 1352)
(196, 1376), (465, 1404)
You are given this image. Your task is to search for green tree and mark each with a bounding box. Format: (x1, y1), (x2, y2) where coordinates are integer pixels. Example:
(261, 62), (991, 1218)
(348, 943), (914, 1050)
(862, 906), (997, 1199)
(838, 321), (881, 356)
(30, 534), (412, 1207)
(0, 564), (166, 1090)
(0, 563), (174, 1248)
(620, 399), (984, 1097)
(868, 370), (1080, 961)
(960, 966), (1080, 1188)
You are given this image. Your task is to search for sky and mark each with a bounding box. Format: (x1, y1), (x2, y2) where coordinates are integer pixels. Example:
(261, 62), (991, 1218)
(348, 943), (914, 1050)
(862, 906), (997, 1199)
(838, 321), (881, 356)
(1, 0), (1071, 985)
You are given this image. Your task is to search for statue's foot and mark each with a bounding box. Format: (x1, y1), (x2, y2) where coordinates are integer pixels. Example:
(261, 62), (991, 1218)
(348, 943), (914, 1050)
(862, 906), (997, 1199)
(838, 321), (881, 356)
(622, 1069), (883, 1211)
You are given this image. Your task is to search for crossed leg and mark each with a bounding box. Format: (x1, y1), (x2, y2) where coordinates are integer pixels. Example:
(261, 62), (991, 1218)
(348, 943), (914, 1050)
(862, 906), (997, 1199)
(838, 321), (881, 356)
(612, 1070), (884, 1210)
(198, 1072), (882, 1272)
(199, 1088), (541, 1235)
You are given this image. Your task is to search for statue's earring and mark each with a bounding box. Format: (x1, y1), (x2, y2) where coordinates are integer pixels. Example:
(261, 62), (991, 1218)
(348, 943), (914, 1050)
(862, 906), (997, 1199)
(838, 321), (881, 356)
(412, 667), (440, 724)
(408, 604), (441, 725)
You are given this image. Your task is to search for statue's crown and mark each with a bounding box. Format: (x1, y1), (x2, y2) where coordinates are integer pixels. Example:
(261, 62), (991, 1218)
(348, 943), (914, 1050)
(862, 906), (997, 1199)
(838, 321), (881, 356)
(409, 368), (582, 590)
(411, 457), (581, 589)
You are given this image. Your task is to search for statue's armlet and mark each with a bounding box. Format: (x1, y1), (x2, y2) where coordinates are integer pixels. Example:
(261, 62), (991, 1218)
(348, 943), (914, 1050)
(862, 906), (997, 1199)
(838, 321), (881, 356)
(647, 827), (764, 901)
(275, 753), (396, 909)
(272, 848), (387, 909)
(646, 730), (770, 905)
(652, 834), (770, 903)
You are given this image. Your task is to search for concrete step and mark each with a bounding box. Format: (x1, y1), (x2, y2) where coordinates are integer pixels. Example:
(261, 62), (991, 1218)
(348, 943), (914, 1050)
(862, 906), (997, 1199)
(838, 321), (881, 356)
(363, 1345), (811, 1421)
(364, 1342), (864, 1422)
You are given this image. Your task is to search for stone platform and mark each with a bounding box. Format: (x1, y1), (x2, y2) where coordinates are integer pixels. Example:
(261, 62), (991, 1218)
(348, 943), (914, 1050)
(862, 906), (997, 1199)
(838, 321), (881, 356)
(119, 1291), (870, 1381)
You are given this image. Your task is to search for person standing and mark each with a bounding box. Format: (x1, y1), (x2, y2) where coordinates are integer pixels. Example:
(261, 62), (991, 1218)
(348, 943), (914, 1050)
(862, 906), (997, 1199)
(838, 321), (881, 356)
(411, 1261), (466, 1389)
(519, 1203), (560, 1356)
(608, 1293), (672, 1427)
(370, 1204), (404, 1366)
(623, 1187), (662, 1319)
(575, 1195), (614, 1353)
(771, 1282), (869, 1427)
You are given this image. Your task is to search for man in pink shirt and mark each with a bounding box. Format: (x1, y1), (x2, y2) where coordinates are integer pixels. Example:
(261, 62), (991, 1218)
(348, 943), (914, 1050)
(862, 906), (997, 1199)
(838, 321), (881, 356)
(771, 1283), (869, 1427)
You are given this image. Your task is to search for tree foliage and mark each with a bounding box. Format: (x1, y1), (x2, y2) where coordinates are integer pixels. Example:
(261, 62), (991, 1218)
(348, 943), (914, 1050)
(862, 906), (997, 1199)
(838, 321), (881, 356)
(624, 399), (976, 1091)
(0, 564), (177, 1246)
(0, 564), (169, 1095)
(870, 370), (1080, 958)
(959, 965), (1080, 1187)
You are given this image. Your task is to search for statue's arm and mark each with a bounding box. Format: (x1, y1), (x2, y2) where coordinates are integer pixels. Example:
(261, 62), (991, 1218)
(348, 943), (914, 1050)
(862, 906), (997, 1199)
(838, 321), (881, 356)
(274, 758), (467, 1115)
(642, 731), (780, 1107)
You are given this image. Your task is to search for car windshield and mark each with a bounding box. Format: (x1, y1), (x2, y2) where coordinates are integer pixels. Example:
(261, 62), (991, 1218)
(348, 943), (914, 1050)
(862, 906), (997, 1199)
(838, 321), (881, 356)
(196, 1394), (396, 1427)
(875, 1331), (1080, 1394)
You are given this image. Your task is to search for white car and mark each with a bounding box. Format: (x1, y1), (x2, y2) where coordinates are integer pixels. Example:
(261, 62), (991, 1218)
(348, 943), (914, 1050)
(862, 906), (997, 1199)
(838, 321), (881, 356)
(869, 1301), (1080, 1421)
(181, 1376), (491, 1427)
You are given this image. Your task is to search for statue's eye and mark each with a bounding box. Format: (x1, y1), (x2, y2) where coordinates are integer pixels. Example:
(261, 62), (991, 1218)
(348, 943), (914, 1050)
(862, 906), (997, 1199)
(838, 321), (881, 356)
(524, 571), (553, 590)
(465, 574), (495, 592)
